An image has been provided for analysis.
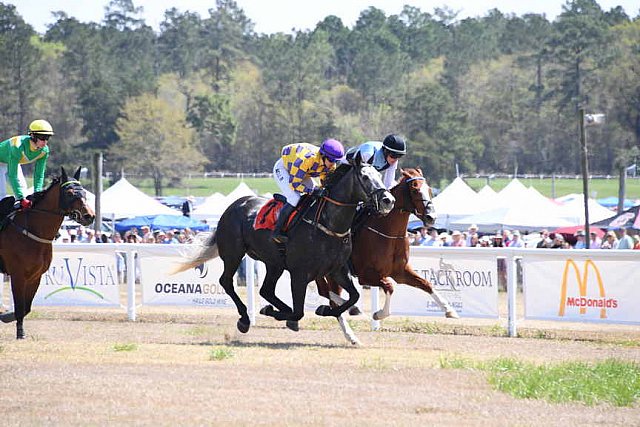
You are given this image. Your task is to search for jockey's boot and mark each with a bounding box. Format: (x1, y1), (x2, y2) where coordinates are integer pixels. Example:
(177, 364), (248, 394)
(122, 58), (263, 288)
(271, 203), (295, 244)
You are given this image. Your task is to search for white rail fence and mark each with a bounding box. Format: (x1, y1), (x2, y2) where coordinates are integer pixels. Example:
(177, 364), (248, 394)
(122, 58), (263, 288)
(1, 244), (638, 336)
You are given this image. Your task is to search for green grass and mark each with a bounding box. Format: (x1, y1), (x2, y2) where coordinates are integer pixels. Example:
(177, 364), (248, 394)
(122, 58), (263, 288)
(439, 356), (640, 407)
(112, 343), (137, 352)
(209, 346), (234, 361)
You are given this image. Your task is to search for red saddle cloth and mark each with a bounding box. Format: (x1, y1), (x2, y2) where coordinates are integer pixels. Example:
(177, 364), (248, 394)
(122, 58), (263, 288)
(254, 199), (292, 230)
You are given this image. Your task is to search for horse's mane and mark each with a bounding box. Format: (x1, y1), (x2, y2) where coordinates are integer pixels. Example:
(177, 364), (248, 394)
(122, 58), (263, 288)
(29, 176), (61, 205)
(323, 163), (351, 190)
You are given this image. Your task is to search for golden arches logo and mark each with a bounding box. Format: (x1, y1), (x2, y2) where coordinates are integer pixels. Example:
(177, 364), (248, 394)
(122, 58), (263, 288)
(558, 259), (608, 318)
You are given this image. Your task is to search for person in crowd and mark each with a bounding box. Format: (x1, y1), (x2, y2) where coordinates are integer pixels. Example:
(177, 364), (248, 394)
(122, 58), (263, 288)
(414, 226), (429, 245)
(549, 233), (565, 248)
(573, 230), (586, 249)
(421, 228), (440, 246)
(344, 134), (406, 189)
(536, 229), (551, 248)
(439, 232), (450, 247)
(616, 227), (634, 250)
(0, 119), (53, 209)
(181, 196), (194, 217)
(468, 233), (480, 247)
(491, 234), (504, 247)
(633, 235), (640, 250)
(601, 230), (618, 249)
(466, 224), (478, 246)
(271, 139), (344, 243)
(507, 230), (524, 248)
(163, 230), (179, 244)
(450, 230), (465, 247)
(589, 231), (601, 249)
(407, 231), (418, 246)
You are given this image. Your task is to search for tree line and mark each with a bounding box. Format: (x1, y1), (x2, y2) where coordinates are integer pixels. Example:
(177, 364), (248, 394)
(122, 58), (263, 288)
(0, 0), (638, 194)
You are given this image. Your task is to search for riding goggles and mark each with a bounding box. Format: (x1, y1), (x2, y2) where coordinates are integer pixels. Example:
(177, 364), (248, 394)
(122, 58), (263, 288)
(34, 134), (51, 141)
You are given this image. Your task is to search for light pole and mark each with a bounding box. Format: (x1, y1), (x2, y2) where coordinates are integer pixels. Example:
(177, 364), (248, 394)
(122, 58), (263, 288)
(578, 108), (605, 248)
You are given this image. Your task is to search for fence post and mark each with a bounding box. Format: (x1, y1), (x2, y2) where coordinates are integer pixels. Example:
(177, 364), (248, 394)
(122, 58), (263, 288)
(245, 257), (256, 325)
(126, 249), (136, 321)
(370, 286), (381, 331)
(0, 273), (4, 310)
(506, 251), (517, 337)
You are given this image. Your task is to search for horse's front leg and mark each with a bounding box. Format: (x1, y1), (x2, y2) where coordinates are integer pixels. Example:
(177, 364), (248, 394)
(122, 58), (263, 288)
(9, 275), (28, 339)
(270, 272), (308, 332)
(258, 266), (292, 320)
(316, 264), (360, 318)
(372, 277), (395, 321)
(394, 266), (459, 319)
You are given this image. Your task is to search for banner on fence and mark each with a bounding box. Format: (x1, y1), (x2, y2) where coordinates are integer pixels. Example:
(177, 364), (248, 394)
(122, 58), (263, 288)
(35, 245), (120, 306)
(389, 248), (500, 318)
(523, 253), (639, 324)
(139, 246), (235, 307)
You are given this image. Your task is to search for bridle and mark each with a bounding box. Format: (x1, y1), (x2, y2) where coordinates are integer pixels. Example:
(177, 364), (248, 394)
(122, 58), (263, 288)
(305, 163), (388, 238)
(7, 179), (89, 244)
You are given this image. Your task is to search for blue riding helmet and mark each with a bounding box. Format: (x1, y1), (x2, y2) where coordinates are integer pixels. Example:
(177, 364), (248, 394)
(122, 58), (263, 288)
(319, 138), (345, 162)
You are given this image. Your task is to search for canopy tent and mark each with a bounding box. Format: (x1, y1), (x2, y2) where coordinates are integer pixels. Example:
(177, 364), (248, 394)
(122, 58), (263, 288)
(596, 196), (637, 209)
(191, 192), (227, 221)
(100, 177), (180, 219)
(556, 197), (615, 224)
(224, 182), (256, 204)
(114, 214), (210, 233)
(592, 204), (640, 230)
(431, 177), (480, 228)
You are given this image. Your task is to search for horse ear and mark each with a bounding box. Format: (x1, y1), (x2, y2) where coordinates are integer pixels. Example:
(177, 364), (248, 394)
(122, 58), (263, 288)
(73, 167), (82, 180)
(60, 166), (68, 181)
(353, 151), (363, 166)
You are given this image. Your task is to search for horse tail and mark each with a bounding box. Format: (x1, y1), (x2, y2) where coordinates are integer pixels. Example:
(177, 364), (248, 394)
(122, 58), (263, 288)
(170, 232), (219, 275)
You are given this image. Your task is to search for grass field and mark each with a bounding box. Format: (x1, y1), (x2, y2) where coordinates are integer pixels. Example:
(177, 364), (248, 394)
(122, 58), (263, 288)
(120, 175), (640, 201)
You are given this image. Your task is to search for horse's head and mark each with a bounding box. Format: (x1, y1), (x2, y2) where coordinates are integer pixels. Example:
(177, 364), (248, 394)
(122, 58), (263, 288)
(396, 168), (436, 226)
(348, 152), (395, 215)
(59, 167), (95, 226)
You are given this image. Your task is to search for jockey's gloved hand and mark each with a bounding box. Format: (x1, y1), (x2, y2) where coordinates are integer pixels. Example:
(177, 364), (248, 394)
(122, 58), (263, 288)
(19, 199), (32, 209)
(311, 187), (326, 198)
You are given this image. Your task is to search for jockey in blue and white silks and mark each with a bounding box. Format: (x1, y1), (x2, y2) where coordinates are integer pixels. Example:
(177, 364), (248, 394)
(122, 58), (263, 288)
(345, 134), (406, 189)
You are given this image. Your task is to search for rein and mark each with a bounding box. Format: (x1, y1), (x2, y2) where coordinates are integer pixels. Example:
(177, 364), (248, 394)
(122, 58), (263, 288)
(365, 226), (407, 239)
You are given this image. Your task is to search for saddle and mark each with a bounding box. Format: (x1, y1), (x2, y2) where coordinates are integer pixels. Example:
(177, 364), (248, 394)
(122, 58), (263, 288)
(253, 194), (312, 232)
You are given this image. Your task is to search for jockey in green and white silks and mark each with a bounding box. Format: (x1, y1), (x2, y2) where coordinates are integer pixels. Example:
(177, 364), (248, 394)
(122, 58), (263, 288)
(0, 119), (53, 208)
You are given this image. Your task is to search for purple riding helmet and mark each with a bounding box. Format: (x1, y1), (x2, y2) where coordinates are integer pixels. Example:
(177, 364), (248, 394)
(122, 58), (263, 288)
(319, 138), (345, 162)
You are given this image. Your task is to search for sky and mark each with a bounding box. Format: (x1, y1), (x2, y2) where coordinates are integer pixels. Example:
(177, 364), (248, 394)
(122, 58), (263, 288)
(7, 0), (640, 34)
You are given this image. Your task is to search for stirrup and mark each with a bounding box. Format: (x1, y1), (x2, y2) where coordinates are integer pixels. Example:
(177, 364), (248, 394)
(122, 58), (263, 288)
(272, 233), (288, 244)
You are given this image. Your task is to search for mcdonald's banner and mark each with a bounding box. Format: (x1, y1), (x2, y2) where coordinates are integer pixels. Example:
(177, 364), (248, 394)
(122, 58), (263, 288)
(523, 252), (640, 324)
(389, 247), (499, 318)
(138, 245), (235, 307)
(35, 245), (120, 306)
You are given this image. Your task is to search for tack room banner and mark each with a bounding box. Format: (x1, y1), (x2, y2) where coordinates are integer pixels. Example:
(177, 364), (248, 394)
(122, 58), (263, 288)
(138, 245), (235, 307)
(523, 252), (640, 324)
(35, 244), (120, 306)
(390, 247), (500, 318)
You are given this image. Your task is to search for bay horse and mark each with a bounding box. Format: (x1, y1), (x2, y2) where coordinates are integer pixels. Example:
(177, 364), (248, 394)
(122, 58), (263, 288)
(0, 167), (95, 339)
(172, 157), (395, 334)
(317, 168), (459, 345)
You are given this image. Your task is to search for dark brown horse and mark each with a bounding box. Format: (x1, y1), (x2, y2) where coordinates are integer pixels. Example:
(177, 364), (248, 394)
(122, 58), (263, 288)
(317, 168), (459, 345)
(0, 167), (95, 339)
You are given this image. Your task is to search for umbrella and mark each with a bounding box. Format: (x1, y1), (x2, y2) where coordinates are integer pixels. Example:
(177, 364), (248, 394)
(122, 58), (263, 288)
(115, 214), (210, 233)
(553, 225), (605, 239)
(592, 204), (640, 230)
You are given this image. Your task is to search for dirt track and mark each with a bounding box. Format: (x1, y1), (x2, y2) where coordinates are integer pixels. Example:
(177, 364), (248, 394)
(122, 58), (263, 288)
(1, 306), (639, 426)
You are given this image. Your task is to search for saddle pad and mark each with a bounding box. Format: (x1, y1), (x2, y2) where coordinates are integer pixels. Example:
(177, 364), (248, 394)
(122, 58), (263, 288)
(254, 199), (283, 230)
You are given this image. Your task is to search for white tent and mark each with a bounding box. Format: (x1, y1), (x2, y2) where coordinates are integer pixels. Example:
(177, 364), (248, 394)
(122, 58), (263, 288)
(191, 192), (227, 221)
(224, 182), (256, 205)
(557, 197), (615, 224)
(100, 177), (180, 219)
(432, 177), (480, 228)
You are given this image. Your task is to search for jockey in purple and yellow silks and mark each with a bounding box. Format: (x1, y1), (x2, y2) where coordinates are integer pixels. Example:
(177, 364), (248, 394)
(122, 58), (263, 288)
(271, 139), (345, 243)
(0, 119), (53, 209)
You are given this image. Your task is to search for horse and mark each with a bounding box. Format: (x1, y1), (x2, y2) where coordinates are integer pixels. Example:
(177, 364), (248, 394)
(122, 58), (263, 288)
(316, 168), (459, 345)
(172, 157), (395, 334)
(0, 167), (95, 339)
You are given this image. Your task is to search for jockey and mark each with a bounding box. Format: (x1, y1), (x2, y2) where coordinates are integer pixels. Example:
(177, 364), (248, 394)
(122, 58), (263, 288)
(0, 119), (53, 209)
(345, 133), (406, 189)
(271, 138), (345, 243)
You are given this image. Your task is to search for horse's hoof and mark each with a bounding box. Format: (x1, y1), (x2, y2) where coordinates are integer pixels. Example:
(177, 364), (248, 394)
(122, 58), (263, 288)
(315, 305), (332, 317)
(372, 311), (380, 321)
(348, 306), (362, 316)
(286, 320), (299, 332)
(236, 319), (250, 333)
(0, 312), (16, 323)
(446, 310), (460, 319)
(259, 305), (274, 317)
